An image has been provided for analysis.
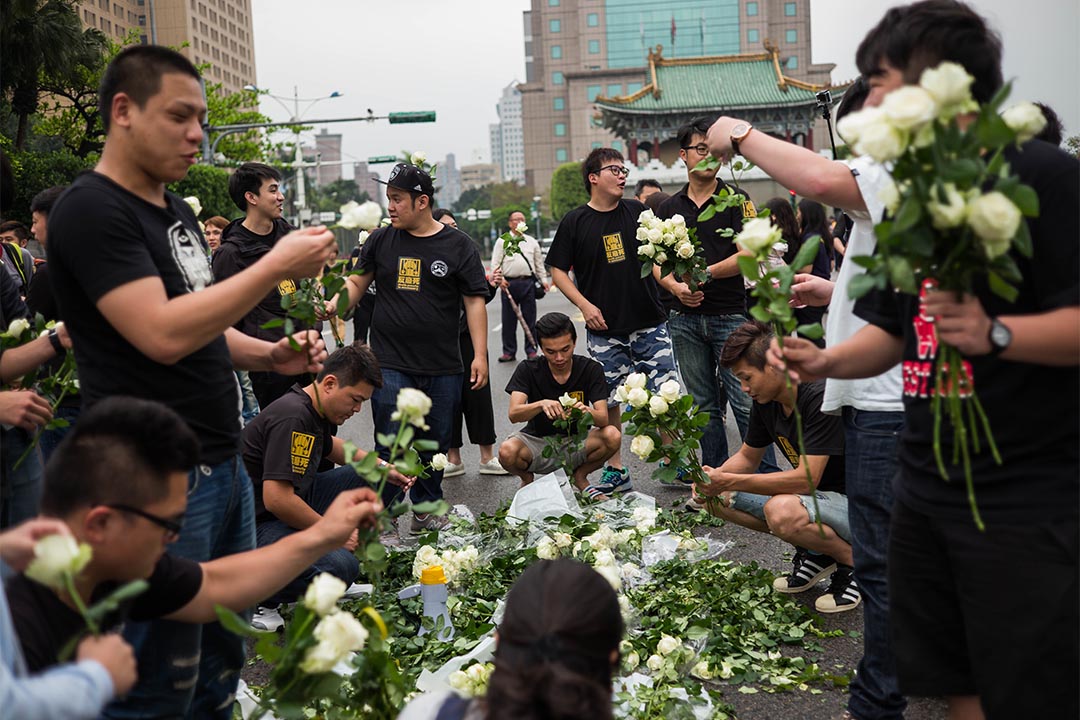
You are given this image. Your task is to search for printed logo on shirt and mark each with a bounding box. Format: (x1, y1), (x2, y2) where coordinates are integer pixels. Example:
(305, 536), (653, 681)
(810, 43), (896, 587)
(568, 390), (585, 404)
(742, 201), (757, 218)
(290, 431), (316, 474)
(397, 257), (422, 291)
(775, 435), (799, 468)
(603, 233), (625, 263)
(902, 280), (974, 399)
(168, 221), (213, 292)
(277, 279), (297, 296)
(430, 260), (448, 277)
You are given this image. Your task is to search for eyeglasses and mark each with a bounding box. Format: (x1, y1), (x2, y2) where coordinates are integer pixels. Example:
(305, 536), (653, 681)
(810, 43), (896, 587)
(681, 143), (710, 155)
(107, 504), (185, 540)
(598, 165), (630, 178)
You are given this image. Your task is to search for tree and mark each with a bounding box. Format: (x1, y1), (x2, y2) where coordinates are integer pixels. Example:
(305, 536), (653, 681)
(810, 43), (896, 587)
(550, 162), (589, 220)
(0, 135), (92, 224)
(168, 164), (239, 221)
(1066, 135), (1080, 158)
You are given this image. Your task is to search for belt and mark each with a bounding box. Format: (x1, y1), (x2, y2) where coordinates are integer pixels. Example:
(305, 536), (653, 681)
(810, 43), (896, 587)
(506, 275), (532, 279)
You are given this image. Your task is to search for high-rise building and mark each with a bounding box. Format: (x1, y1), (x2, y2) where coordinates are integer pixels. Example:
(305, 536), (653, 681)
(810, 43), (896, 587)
(489, 81), (526, 184)
(520, 0), (834, 194)
(460, 163), (501, 192)
(436, 153), (462, 209)
(75, 0), (257, 96)
(302, 128), (342, 186)
(351, 162), (382, 205)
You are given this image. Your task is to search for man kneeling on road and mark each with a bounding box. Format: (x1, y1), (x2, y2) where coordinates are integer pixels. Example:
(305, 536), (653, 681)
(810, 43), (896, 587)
(693, 321), (859, 613)
(242, 342), (412, 628)
(500, 312), (621, 500)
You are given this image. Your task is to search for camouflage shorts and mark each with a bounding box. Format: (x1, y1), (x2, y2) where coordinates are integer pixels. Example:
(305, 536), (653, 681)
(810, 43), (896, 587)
(587, 323), (678, 404)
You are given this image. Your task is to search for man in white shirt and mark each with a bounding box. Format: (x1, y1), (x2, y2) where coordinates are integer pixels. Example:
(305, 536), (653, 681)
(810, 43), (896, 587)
(491, 211), (549, 363)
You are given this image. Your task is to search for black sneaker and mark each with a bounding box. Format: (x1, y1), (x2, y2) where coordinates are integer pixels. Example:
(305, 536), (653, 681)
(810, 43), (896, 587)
(815, 565), (862, 613)
(772, 548), (837, 594)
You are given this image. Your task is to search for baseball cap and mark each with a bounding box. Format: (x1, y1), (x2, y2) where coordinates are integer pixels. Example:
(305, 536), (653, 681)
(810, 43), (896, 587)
(375, 162), (435, 198)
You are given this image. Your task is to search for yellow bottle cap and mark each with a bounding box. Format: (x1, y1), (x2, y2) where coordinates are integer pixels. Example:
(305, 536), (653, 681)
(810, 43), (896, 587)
(420, 565), (447, 585)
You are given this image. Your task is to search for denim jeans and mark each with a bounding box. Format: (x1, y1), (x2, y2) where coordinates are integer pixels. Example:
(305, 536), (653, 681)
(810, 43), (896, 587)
(843, 407), (906, 720)
(667, 311), (777, 471)
(105, 457), (255, 720)
(370, 368), (461, 506)
(235, 371), (260, 426)
(0, 427), (43, 529)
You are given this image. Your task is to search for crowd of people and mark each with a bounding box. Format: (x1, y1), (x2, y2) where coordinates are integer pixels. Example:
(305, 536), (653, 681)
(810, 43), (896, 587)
(0, 1), (1076, 719)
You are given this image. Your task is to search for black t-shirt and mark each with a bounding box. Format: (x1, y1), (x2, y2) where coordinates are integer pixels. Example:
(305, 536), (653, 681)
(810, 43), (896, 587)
(656, 181), (747, 316)
(5, 554), (202, 673)
(545, 200), (665, 336)
(212, 217), (300, 342)
(357, 224), (489, 375)
(47, 172), (241, 464)
(743, 380), (845, 494)
(243, 384), (334, 522)
(855, 141), (1079, 523)
(505, 354), (608, 437)
(24, 263), (58, 321)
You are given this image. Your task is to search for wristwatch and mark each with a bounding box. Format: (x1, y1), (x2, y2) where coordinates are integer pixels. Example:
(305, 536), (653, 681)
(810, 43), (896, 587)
(730, 123), (754, 155)
(987, 318), (1012, 356)
(46, 327), (64, 355)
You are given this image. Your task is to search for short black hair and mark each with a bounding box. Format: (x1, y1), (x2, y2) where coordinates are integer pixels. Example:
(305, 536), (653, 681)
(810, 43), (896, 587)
(676, 116), (713, 149)
(30, 186), (67, 217)
(229, 162), (282, 212)
(633, 179), (662, 198)
(836, 77), (869, 124)
(855, 0), (1002, 103)
(535, 312), (577, 344)
(99, 45), (201, 133)
(432, 208), (456, 222)
(643, 191), (670, 213)
(316, 342), (383, 388)
(0, 221), (30, 241)
(720, 321), (773, 370)
(582, 147), (624, 195)
(1034, 103), (1064, 146)
(40, 397), (199, 517)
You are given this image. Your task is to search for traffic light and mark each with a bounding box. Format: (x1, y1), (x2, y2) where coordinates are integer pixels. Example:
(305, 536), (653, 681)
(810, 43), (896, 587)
(388, 111), (436, 124)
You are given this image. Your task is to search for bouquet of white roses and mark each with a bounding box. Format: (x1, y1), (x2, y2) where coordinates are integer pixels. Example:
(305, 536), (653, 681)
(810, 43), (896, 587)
(447, 661), (494, 698)
(839, 61), (1043, 530)
(636, 210), (710, 291)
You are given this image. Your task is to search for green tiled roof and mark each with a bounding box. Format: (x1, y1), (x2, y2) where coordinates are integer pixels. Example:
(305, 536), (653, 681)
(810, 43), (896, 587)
(596, 50), (825, 113)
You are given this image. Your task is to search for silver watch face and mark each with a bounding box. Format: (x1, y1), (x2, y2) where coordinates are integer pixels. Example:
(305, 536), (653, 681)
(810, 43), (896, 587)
(991, 321), (1011, 348)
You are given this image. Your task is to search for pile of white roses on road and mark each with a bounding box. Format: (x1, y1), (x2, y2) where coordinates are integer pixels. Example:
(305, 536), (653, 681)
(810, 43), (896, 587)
(838, 60), (1044, 530)
(636, 210), (711, 291)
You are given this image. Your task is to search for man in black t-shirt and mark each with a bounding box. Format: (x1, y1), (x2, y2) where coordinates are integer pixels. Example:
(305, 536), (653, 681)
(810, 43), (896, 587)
(500, 313), (621, 497)
(337, 162), (489, 534)
(243, 343), (411, 615)
(693, 322), (858, 614)
(45, 46), (338, 719)
(546, 147), (677, 496)
(213, 162), (305, 409)
(5, 397), (380, 678)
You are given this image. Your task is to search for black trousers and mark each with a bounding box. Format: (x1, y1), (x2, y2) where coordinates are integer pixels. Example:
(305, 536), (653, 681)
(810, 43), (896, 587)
(451, 329), (496, 448)
(500, 277), (537, 357)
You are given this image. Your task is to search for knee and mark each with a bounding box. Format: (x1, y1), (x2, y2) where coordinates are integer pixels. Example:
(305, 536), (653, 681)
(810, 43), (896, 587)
(599, 425), (621, 450)
(763, 495), (808, 539)
(499, 440), (530, 470)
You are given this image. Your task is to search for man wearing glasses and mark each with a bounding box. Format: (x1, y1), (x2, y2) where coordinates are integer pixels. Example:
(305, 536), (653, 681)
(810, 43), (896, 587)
(545, 148), (676, 496)
(655, 118), (775, 480)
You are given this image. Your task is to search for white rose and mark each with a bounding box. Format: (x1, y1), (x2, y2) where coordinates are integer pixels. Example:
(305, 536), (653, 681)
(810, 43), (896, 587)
(299, 639), (343, 674)
(635, 226), (650, 242)
(447, 669), (470, 692)
(553, 532), (572, 548)
(24, 534), (92, 590)
(632, 505), (657, 530)
(735, 217), (783, 256)
(536, 535), (559, 560)
(355, 201), (383, 230)
(877, 178), (901, 216)
(613, 384), (630, 403)
(919, 62), (975, 114)
(691, 660), (713, 680)
(658, 379), (681, 403)
(593, 548), (616, 568)
(675, 241), (695, 259)
(621, 562), (642, 582)
(380, 217), (392, 226)
(835, 106), (885, 147)
(855, 115), (908, 163)
(669, 213), (685, 226)
(516, 221), (528, 234)
(638, 209), (656, 225)
(657, 635), (681, 656)
(659, 231), (677, 247)
(648, 396), (668, 417)
(392, 388), (432, 429)
(654, 251), (668, 264)
(303, 573), (347, 616)
(646, 227), (662, 244)
(630, 434), (655, 460)
(926, 183), (968, 229)
(881, 85), (938, 131)
(559, 393), (576, 408)
(431, 453), (449, 471)
(357, 230), (370, 247)
(637, 242), (656, 259)
(315, 609), (369, 655)
(625, 373), (647, 390)
(183, 196), (202, 217)
(626, 387), (649, 408)
(594, 563), (622, 591)
(6, 317), (30, 341)
(410, 151), (427, 166)
(623, 650), (640, 671)
(338, 201), (363, 229)
(646, 654), (665, 672)
(966, 192), (1021, 259)
(1002, 102), (1047, 144)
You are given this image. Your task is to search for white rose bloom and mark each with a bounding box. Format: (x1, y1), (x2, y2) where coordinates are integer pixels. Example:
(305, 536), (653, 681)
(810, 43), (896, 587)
(835, 106), (886, 147)
(392, 388), (433, 429)
(632, 506), (658, 531)
(613, 528), (635, 547)
(855, 116), (908, 164)
(669, 213), (685, 226)
(315, 610), (369, 655)
(919, 62), (975, 113)
(635, 226), (650, 242)
(410, 151), (427, 166)
(6, 317), (30, 340)
(299, 640), (343, 674)
(595, 563), (622, 591)
(536, 535), (559, 560)
(927, 183), (969, 229)
(623, 650), (641, 672)
(431, 453), (449, 471)
(621, 562), (642, 582)
(646, 227), (663, 244)
(658, 379), (681, 403)
(877, 178), (902, 216)
(337, 201), (364, 229)
(646, 654), (665, 673)
(613, 384), (630, 403)
(381, 217), (392, 227)
(355, 201), (383, 230)
(593, 548), (616, 568)
(881, 85), (938, 131)
(637, 242), (656, 259)
(657, 635), (681, 656)
(691, 661), (713, 680)
(25, 535), (92, 590)
(638, 209), (656, 225)
(630, 434), (655, 460)
(516, 221), (528, 234)
(654, 251), (668, 264)
(447, 670), (470, 692)
(1002, 102), (1047, 144)
(357, 230), (370, 247)
(966, 192), (1021, 259)
(648, 396), (669, 417)
(625, 373), (648, 390)
(675, 241), (695, 259)
(182, 196), (202, 217)
(719, 659), (735, 679)
(660, 231), (677, 247)
(626, 387), (649, 409)
(559, 393), (576, 408)
(303, 573), (348, 616)
(735, 217), (783, 256)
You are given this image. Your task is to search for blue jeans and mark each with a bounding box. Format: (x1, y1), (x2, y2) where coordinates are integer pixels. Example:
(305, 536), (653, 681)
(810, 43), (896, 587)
(370, 368), (461, 505)
(39, 404), (81, 463)
(235, 371), (260, 426)
(843, 408), (906, 720)
(0, 427), (43, 529)
(106, 457), (255, 720)
(667, 311), (777, 471)
(256, 465), (368, 607)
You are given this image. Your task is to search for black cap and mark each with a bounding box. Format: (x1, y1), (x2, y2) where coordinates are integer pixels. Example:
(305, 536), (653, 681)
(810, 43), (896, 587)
(376, 162), (435, 198)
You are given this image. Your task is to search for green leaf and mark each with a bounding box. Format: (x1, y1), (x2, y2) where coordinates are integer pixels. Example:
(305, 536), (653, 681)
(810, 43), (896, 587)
(887, 256), (917, 295)
(846, 273), (879, 299)
(940, 158), (981, 185)
(214, 604), (268, 639)
(365, 542), (388, 562)
(795, 323), (824, 340)
(986, 270), (1019, 303)
(1012, 219), (1033, 258)
(83, 579), (149, 625)
(748, 304), (772, 323)
(736, 255), (760, 282)
(697, 203), (717, 222)
(1004, 183), (1039, 217)
(413, 439), (439, 452)
(892, 197), (922, 233)
(411, 499), (451, 516)
(260, 318), (285, 329)
(791, 235), (821, 270)
(376, 433), (396, 448)
(640, 262), (654, 279)
(975, 112), (1013, 148)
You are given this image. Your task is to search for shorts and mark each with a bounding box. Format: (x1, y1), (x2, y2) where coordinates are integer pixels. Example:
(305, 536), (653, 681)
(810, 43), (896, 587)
(729, 489), (851, 543)
(888, 498), (1078, 717)
(586, 323), (678, 404)
(508, 431), (588, 475)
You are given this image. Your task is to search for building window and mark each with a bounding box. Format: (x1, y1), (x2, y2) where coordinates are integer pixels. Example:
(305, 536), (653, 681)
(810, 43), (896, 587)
(786, 29), (797, 43)
(788, 56), (798, 69)
(588, 39), (600, 54)
(587, 12), (599, 26)
(549, 18), (560, 32)
(785, 2), (797, 15)
(549, 0), (559, 5)
(554, 97), (565, 111)
(556, 148), (568, 163)
(627, 81), (643, 94)
(552, 71), (564, 85)
(607, 83), (621, 97)
(747, 28), (758, 43)
(587, 84), (601, 101)
(746, 1), (758, 16)
(551, 45), (562, 59)
(554, 123), (566, 137)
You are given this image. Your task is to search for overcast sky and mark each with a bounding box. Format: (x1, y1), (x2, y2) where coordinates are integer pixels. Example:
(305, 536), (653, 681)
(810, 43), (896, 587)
(250, 0), (1078, 180)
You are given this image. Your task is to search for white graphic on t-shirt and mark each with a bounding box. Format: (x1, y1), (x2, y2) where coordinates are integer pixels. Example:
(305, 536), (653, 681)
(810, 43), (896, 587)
(430, 260), (448, 277)
(168, 221), (212, 292)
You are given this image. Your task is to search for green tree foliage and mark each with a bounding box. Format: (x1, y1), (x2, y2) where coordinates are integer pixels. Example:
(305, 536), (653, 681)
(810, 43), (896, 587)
(1066, 135), (1080, 158)
(168, 164), (240, 221)
(203, 83), (276, 163)
(550, 162), (589, 221)
(0, 135), (92, 224)
(307, 179), (369, 213)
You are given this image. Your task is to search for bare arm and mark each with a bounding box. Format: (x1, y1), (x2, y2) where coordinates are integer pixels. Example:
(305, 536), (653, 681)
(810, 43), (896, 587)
(463, 295), (488, 390)
(708, 249), (750, 280)
(262, 480), (322, 531)
(337, 271), (375, 314)
(0, 335), (61, 382)
(652, 264), (703, 308)
(768, 324), (904, 383)
(702, 453), (833, 496)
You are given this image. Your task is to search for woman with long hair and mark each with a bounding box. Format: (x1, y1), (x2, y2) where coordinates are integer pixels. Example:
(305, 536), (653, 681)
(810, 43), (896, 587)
(797, 198), (835, 279)
(763, 198), (825, 344)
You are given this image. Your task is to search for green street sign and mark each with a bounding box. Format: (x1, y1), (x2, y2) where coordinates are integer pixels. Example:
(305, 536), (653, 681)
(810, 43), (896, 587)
(388, 111), (436, 124)
(367, 155), (399, 164)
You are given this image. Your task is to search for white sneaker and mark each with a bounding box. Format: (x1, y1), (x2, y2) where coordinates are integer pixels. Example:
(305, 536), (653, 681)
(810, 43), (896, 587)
(251, 606), (284, 632)
(479, 457), (508, 475)
(442, 462), (465, 478)
(343, 582), (373, 599)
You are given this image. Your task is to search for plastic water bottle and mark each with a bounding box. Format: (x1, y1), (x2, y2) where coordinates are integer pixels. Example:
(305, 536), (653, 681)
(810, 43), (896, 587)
(397, 565), (455, 641)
